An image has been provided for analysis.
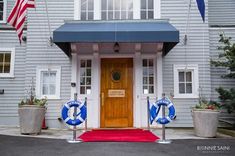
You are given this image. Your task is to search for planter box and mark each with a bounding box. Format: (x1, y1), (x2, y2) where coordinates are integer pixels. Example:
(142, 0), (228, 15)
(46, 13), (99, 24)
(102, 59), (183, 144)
(18, 105), (46, 135)
(192, 109), (220, 137)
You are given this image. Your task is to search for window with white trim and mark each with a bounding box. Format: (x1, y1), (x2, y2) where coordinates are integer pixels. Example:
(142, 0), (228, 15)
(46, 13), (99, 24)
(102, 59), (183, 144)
(174, 65), (199, 98)
(141, 0), (154, 19)
(143, 59), (155, 94)
(81, 0), (94, 20)
(101, 0), (133, 20)
(0, 0), (6, 23)
(36, 67), (61, 99)
(0, 48), (15, 77)
(80, 59), (92, 95)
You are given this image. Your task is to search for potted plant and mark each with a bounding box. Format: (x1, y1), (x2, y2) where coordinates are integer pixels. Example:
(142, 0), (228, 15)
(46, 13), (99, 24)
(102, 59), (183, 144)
(18, 79), (47, 135)
(192, 100), (221, 137)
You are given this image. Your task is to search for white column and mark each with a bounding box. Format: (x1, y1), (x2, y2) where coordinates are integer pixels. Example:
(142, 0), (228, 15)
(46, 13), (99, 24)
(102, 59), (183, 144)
(134, 45), (141, 127)
(133, 0), (140, 19)
(71, 53), (78, 99)
(157, 52), (163, 99)
(92, 52), (100, 128)
(154, 0), (161, 19)
(94, 0), (101, 20)
(74, 0), (80, 20)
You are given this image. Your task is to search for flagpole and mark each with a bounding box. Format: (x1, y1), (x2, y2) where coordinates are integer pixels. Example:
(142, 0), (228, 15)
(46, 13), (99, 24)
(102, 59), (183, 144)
(44, 0), (53, 46)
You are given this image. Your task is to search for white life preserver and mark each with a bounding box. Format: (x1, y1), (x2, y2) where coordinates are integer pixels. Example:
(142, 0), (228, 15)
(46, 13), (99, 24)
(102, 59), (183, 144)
(61, 100), (87, 126)
(149, 98), (176, 125)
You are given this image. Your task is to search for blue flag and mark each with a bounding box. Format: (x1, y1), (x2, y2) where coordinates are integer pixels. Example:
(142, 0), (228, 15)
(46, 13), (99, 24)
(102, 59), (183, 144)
(196, 0), (205, 22)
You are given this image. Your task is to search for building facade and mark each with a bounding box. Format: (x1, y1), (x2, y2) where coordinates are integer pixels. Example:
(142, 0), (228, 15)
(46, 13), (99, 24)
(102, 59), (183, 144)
(0, 0), (234, 129)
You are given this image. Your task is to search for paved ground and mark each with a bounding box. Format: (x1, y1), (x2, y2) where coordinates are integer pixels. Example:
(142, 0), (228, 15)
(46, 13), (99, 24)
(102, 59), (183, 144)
(0, 126), (232, 140)
(0, 135), (234, 156)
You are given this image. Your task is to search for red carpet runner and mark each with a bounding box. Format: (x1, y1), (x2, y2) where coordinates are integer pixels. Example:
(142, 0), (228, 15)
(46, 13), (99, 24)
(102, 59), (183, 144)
(78, 129), (159, 142)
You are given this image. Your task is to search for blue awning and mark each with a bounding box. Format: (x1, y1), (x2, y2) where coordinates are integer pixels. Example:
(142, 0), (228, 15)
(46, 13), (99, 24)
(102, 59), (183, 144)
(53, 20), (179, 56)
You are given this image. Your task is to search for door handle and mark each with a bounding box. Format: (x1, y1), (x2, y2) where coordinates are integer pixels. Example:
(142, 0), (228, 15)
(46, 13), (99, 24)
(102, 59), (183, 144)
(101, 92), (104, 107)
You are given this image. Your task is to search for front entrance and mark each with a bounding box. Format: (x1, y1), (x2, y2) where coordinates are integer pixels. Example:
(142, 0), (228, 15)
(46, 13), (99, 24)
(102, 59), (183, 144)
(100, 58), (133, 128)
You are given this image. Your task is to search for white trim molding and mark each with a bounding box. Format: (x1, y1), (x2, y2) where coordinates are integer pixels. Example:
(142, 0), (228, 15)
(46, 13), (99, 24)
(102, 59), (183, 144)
(174, 64), (199, 99)
(36, 66), (61, 99)
(154, 0), (161, 19)
(0, 47), (15, 78)
(0, 0), (7, 23)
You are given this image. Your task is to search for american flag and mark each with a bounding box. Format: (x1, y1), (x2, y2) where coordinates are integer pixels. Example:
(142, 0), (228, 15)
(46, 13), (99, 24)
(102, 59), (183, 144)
(7, 0), (35, 43)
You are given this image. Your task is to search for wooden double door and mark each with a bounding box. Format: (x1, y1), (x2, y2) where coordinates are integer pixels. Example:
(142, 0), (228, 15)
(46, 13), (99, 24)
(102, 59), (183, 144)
(100, 58), (133, 128)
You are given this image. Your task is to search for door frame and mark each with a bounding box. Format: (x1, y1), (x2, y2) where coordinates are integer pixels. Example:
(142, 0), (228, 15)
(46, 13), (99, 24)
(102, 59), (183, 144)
(99, 54), (135, 128)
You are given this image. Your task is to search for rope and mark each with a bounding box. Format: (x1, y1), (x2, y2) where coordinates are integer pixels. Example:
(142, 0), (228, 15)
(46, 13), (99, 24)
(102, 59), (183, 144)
(44, 0), (53, 46)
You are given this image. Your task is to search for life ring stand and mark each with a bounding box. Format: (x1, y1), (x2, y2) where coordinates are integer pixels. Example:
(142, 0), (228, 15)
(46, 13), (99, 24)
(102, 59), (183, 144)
(61, 100), (87, 126)
(150, 98), (176, 125)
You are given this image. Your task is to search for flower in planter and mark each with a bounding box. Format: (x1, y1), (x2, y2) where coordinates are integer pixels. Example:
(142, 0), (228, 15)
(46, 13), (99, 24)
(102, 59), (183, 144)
(195, 100), (221, 110)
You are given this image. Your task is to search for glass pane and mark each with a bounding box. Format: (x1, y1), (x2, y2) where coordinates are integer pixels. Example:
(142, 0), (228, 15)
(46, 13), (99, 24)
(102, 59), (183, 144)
(86, 86), (91, 95)
(5, 53), (11, 63)
(121, 11), (126, 19)
(149, 86), (154, 94)
(0, 14), (2, 21)
(88, 12), (93, 20)
(4, 65), (10, 73)
(81, 0), (87, 11)
(148, 11), (153, 19)
(108, 11), (113, 19)
(0, 64), (3, 73)
(49, 72), (56, 83)
(87, 60), (92, 67)
(80, 77), (85, 85)
(86, 77), (91, 85)
(108, 0), (113, 10)
(186, 71), (192, 82)
(149, 68), (154, 76)
(88, 0), (93, 10)
(42, 72), (49, 83)
(0, 3), (3, 11)
(128, 11), (133, 19)
(179, 83), (185, 94)
(143, 59), (147, 67)
(141, 0), (146, 9)
(143, 86), (148, 94)
(186, 83), (192, 93)
(149, 77), (154, 84)
(143, 77), (148, 84)
(81, 12), (86, 20)
(80, 60), (86, 67)
(101, 11), (106, 20)
(149, 59), (153, 66)
(0, 54), (3, 62)
(101, 0), (107, 10)
(80, 86), (85, 94)
(143, 67), (148, 76)
(115, 11), (120, 19)
(42, 84), (48, 95)
(80, 68), (86, 77)
(121, 0), (126, 10)
(115, 0), (120, 10)
(49, 84), (56, 95)
(86, 68), (91, 76)
(128, 0), (133, 10)
(148, 0), (154, 9)
(141, 11), (146, 19)
(179, 72), (185, 82)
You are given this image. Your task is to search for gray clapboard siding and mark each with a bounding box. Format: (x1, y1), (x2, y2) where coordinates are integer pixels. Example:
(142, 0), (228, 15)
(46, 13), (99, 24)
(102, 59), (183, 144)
(25, 0), (73, 128)
(161, 0), (211, 127)
(208, 0), (235, 26)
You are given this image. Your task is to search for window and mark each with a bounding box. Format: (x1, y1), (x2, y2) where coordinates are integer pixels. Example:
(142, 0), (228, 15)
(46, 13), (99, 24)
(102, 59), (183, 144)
(101, 0), (133, 20)
(81, 0), (94, 20)
(80, 59), (92, 95)
(0, 48), (15, 77)
(0, 0), (6, 23)
(141, 0), (154, 19)
(143, 59), (155, 94)
(174, 65), (199, 98)
(36, 67), (61, 99)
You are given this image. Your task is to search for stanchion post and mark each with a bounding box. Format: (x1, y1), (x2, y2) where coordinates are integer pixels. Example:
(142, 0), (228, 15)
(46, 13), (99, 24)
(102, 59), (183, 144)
(147, 96), (150, 131)
(67, 93), (82, 143)
(84, 97), (87, 132)
(157, 93), (172, 144)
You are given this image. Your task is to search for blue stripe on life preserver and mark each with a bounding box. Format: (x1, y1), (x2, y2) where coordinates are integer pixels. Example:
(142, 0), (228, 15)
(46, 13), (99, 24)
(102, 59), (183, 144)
(61, 100), (87, 126)
(149, 98), (176, 125)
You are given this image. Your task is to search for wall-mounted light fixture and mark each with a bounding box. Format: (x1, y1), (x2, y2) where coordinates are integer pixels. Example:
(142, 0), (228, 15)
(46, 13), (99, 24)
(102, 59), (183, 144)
(113, 42), (120, 53)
